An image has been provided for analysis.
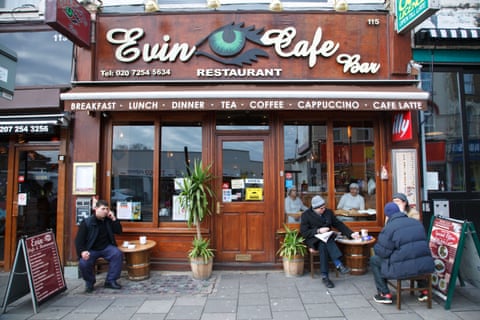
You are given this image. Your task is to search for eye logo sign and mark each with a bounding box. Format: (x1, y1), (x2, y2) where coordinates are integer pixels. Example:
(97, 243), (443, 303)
(195, 22), (269, 67)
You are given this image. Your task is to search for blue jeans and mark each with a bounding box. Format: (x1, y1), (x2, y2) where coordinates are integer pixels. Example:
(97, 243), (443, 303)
(79, 244), (123, 286)
(370, 254), (390, 294)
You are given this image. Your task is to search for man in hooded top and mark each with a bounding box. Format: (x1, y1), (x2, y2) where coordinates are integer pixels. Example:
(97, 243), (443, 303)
(300, 195), (360, 288)
(370, 202), (434, 304)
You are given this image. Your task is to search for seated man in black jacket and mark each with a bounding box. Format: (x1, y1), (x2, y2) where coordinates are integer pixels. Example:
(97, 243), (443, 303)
(300, 195), (359, 288)
(75, 199), (123, 293)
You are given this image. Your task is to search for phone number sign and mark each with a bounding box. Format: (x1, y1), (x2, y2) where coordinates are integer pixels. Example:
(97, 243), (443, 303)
(0, 124), (54, 135)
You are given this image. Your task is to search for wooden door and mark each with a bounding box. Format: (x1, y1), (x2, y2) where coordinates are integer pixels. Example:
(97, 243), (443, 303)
(214, 135), (275, 263)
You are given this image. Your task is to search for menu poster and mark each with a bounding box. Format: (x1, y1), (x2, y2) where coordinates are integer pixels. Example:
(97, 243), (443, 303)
(392, 149), (418, 207)
(428, 217), (462, 296)
(427, 216), (480, 310)
(1, 231), (66, 314)
(25, 232), (67, 304)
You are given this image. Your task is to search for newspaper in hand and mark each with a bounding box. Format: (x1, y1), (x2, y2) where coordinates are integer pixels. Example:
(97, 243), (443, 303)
(315, 231), (335, 243)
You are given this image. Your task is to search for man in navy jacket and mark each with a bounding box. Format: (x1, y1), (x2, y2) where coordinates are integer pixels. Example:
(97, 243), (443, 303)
(371, 202), (434, 304)
(75, 199), (123, 293)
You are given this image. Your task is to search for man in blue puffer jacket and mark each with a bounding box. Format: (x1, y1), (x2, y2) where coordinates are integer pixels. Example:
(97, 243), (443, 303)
(370, 202), (434, 304)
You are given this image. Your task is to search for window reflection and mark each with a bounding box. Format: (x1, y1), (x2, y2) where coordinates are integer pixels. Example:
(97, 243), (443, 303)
(111, 125), (154, 222)
(422, 71), (465, 191)
(0, 31), (73, 86)
(159, 125), (202, 222)
(465, 73), (480, 191)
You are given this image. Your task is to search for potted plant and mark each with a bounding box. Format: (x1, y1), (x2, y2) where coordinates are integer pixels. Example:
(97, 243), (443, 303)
(178, 160), (215, 280)
(277, 224), (307, 277)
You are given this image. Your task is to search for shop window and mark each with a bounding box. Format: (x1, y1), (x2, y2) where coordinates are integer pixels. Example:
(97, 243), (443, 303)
(333, 122), (376, 222)
(283, 124), (327, 223)
(422, 71), (465, 191)
(465, 73), (480, 191)
(111, 124), (154, 222)
(159, 125), (202, 222)
(0, 31), (73, 86)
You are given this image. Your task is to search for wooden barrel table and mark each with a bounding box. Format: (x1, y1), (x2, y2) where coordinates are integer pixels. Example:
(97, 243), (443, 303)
(118, 240), (156, 280)
(336, 237), (376, 275)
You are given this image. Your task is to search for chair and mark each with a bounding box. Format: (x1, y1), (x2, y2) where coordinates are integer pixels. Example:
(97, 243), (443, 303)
(94, 257), (109, 274)
(387, 274), (432, 310)
(308, 247), (338, 278)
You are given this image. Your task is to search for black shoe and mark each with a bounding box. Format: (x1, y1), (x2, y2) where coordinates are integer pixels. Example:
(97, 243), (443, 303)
(322, 278), (334, 288)
(85, 284), (94, 293)
(337, 264), (351, 275)
(104, 280), (122, 290)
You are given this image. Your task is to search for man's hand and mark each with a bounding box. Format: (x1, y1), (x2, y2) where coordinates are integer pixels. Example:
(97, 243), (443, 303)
(317, 227), (330, 234)
(107, 210), (116, 221)
(81, 251), (90, 260)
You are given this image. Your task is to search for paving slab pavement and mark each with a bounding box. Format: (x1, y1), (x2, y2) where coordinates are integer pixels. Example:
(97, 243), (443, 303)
(1, 269), (479, 320)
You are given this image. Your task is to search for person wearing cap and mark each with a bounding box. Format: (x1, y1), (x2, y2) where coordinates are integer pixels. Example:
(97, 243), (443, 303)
(337, 182), (365, 211)
(392, 193), (420, 220)
(370, 202), (434, 304)
(285, 187), (308, 222)
(300, 195), (360, 288)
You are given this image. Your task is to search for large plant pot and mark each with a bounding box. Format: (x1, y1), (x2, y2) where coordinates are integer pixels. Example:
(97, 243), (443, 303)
(282, 255), (305, 277)
(190, 257), (213, 280)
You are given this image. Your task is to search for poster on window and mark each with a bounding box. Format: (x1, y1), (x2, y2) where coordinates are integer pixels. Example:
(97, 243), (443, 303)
(392, 149), (417, 208)
(117, 201), (142, 221)
(172, 195), (189, 221)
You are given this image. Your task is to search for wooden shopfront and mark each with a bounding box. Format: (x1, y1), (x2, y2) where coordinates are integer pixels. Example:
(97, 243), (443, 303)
(61, 11), (428, 270)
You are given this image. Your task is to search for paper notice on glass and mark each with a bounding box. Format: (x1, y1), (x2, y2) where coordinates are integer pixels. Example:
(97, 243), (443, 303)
(315, 231), (334, 243)
(116, 201), (141, 220)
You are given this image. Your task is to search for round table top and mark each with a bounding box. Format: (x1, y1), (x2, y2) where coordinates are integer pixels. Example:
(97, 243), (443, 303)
(336, 237), (376, 245)
(118, 239), (156, 252)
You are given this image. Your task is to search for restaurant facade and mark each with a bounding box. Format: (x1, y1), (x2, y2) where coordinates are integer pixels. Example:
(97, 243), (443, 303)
(1, 3), (432, 271)
(58, 9), (428, 270)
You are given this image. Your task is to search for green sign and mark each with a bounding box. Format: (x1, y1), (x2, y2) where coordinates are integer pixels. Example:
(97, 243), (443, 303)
(395, 0), (440, 33)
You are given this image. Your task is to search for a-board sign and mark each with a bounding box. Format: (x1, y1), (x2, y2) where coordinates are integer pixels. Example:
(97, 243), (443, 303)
(1, 231), (66, 314)
(428, 216), (480, 309)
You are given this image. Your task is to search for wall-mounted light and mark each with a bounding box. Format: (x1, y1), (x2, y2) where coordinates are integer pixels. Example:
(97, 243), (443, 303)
(334, 0), (348, 12)
(144, 0), (159, 12)
(206, 0), (221, 9)
(269, 0), (283, 12)
(79, 0), (103, 13)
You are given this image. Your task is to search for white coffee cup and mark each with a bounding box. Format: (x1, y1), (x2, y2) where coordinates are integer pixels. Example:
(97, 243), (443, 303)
(139, 236), (147, 244)
(361, 229), (368, 237)
(122, 241), (129, 247)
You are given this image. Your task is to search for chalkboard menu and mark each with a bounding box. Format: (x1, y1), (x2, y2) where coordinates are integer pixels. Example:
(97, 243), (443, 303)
(428, 216), (480, 310)
(1, 231), (66, 314)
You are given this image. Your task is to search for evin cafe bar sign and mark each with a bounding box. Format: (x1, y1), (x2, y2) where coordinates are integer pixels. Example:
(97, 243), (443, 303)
(64, 13), (428, 112)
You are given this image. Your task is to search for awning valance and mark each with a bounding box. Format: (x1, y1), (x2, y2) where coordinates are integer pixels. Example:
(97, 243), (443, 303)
(61, 84), (429, 112)
(415, 28), (480, 47)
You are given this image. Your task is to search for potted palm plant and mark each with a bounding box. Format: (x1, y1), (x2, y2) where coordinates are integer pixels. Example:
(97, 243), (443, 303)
(277, 224), (307, 277)
(178, 160), (215, 280)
